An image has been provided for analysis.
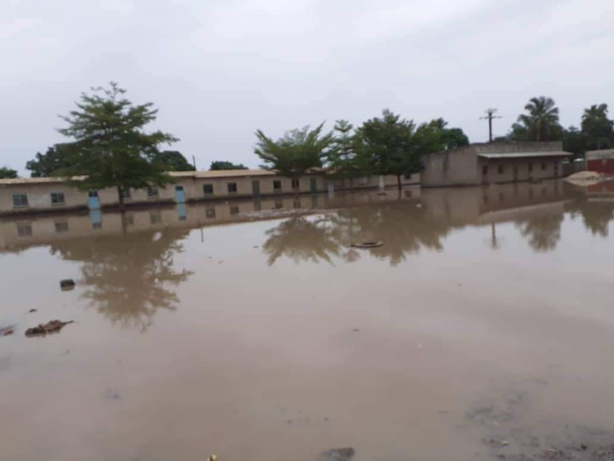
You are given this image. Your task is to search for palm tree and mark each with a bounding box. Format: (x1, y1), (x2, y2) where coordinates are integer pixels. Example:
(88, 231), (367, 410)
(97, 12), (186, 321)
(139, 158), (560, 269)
(513, 96), (562, 142)
(581, 104), (613, 150)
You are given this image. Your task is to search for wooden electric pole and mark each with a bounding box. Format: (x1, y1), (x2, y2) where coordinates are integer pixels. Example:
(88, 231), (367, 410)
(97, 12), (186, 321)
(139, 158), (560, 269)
(480, 108), (502, 143)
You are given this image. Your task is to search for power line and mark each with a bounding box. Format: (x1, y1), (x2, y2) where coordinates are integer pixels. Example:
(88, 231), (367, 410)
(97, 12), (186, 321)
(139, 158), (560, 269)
(480, 108), (502, 142)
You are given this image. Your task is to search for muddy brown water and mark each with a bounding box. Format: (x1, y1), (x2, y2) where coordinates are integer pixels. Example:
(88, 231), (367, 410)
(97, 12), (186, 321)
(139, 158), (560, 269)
(2, 181), (614, 461)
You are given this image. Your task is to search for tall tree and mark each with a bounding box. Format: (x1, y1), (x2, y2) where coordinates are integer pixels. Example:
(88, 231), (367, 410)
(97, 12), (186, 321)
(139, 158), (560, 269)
(209, 161), (248, 170)
(510, 96), (563, 142)
(254, 123), (334, 181)
(581, 104), (614, 150)
(429, 118), (470, 150)
(153, 151), (195, 171)
(0, 167), (18, 179)
(563, 126), (586, 159)
(354, 109), (422, 190)
(58, 82), (178, 210)
(26, 145), (73, 177)
(327, 120), (368, 187)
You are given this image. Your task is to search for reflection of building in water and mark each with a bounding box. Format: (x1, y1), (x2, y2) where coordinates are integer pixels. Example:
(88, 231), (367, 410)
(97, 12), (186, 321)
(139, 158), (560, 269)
(0, 190), (420, 252)
(0, 169), (420, 216)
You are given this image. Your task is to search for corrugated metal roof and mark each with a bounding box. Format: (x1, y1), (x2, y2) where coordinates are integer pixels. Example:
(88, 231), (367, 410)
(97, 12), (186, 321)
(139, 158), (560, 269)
(478, 151), (571, 159)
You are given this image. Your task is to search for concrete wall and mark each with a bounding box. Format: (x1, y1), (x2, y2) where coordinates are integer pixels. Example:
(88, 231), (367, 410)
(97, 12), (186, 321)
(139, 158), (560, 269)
(422, 142), (567, 187)
(421, 147), (479, 187)
(478, 158), (563, 184)
(330, 174), (420, 191)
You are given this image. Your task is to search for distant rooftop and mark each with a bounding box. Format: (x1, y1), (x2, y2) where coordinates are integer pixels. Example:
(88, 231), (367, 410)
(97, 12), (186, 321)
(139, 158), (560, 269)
(478, 151), (571, 159)
(0, 169), (279, 186)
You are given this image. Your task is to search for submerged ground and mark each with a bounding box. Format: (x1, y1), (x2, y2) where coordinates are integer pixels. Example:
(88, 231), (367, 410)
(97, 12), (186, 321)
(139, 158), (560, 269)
(1, 181), (614, 461)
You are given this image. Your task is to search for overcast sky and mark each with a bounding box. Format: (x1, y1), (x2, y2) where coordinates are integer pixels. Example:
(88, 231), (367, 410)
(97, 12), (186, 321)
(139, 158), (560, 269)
(2, 0), (614, 173)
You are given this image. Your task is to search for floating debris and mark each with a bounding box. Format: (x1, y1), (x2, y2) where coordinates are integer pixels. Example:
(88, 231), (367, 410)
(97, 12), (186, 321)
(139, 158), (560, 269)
(317, 448), (355, 461)
(350, 241), (383, 249)
(25, 320), (74, 337)
(60, 279), (76, 291)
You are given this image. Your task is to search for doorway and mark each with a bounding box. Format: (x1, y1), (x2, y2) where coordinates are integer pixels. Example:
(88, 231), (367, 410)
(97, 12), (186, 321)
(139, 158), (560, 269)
(252, 180), (261, 197)
(175, 185), (186, 204)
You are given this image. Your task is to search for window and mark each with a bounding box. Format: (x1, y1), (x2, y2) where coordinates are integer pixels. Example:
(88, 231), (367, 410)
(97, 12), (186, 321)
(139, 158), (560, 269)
(273, 180), (282, 192)
(203, 184), (214, 195)
(150, 211), (162, 225)
(54, 221), (69, 233)
(175, 185), (184, 192)
(293, 199), (301, 209)
(482, 165), (488, 175)
(121, 188), (131, 199)
(230, 206), (239, 215)
(88, 190), (98, 198)
(205, 208), (216, 219)
(92, 222), (102, 230)
(528, 163), (533, 173)
(227, 182), (237, 193)
(404, 173), (412, 180)
(274, 200), (283, 209)
(498, 164), (504, 174)
(16, 223), (32, 237)
(404, 190), (413, 198)
(291, 179), (300, 190)
(541, 162), (546, 171)
(125, 215), (135, 226)
(51, 192), (65, 205)
(147, 186), (159, 198)
(12, 194), (28, 208)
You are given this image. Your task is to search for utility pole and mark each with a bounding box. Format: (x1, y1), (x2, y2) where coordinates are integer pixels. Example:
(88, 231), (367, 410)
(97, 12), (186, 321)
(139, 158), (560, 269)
(192, 155), (197, 170)
(480, 108), (502, 142)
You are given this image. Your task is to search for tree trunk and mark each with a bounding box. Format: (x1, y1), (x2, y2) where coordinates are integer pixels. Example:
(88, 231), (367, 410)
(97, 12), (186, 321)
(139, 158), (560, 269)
(117, 186), (125, 212)
(397, 174), (402, 192)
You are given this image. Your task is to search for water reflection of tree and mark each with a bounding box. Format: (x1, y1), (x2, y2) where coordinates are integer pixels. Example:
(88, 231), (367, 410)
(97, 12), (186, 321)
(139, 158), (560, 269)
(263, 201), (452, 266)
(566, 199), (614, 237)
(49, 229), (193, 331)
(263, 216), (341, 265)
(515, 213), (564, 252)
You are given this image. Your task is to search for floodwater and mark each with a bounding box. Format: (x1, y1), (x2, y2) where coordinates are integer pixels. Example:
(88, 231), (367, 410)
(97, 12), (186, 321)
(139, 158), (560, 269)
(2, 181), (614, 461)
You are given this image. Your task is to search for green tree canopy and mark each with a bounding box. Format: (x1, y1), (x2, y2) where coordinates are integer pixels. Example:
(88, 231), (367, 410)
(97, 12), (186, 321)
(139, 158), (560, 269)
(327, 120), (369, 182)
(354, 109), (423, 190)
(209, 161), (248, 170)
(153, 151), (195, 171)
(581, 104), (614, 151)
(563, 126), (586, 159)
(26, 145), (73, 178)
(254, 123), (334, 179)
(509, 96), (563, 142)
(0, 167), (18, 179)
(429, 118), (470, 150)
(58, 82), (178, 209)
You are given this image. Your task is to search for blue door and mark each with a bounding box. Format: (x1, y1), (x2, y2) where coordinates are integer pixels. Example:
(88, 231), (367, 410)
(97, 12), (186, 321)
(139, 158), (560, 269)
(88, 190), (100, 210)
(177, 204), (187, 221)
(89, 210), (102, 229)
(175, 185), (186, 204)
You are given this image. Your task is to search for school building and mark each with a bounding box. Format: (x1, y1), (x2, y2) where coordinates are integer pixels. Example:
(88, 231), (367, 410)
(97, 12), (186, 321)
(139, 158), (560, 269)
(421, 141), (571, 187)
(0, 169), (420, 216)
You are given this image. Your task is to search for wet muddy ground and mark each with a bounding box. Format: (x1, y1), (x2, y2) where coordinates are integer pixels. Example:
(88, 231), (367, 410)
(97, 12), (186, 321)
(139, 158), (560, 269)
(1, 183), (614, 460)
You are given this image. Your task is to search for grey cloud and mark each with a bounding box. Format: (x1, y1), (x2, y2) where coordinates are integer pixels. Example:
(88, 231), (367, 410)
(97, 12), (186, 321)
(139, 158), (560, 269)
(2, 0), (614, 173)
